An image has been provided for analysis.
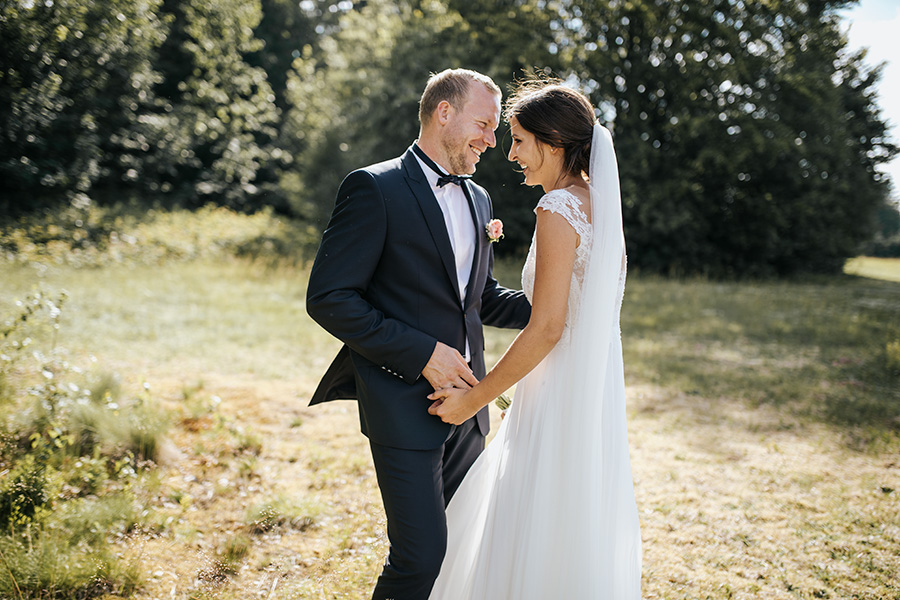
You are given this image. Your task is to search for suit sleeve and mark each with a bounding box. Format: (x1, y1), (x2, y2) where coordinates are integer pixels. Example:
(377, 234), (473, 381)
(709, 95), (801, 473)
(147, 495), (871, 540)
(479, 246), (532, 329)
(306, 169), (436, 383)
(477, 190), (531, 329)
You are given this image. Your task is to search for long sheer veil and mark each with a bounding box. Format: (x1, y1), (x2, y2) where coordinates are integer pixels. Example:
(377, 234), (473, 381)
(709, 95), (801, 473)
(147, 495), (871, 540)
(575, 123), (626, 372)
(562, 122), (642, 596)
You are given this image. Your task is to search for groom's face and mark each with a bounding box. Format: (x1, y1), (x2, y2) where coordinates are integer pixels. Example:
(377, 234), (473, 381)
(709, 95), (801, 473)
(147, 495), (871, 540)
(440, 83), (500, 175)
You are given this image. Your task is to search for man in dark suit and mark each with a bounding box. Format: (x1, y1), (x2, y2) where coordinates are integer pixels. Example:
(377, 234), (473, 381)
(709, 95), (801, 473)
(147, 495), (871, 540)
(306, 68), (531, 600)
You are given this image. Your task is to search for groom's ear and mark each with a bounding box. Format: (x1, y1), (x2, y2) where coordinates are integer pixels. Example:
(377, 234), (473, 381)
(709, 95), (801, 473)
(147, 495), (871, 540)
(436, 100), (453, 125)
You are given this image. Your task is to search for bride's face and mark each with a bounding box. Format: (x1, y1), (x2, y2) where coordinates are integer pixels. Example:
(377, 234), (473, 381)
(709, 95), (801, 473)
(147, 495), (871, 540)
(507, 117), (561, 191)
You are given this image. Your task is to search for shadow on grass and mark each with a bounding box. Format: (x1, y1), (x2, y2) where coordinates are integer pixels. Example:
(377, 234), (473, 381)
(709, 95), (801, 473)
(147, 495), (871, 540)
(621, 273), (900, 449)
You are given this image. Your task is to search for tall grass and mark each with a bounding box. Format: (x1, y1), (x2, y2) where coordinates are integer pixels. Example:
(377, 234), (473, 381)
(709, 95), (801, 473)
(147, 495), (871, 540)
(0, 202), (318, 268)
(0, 292), (169, 599)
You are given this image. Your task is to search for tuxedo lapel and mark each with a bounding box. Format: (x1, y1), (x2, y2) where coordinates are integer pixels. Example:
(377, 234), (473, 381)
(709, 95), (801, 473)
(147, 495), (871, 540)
(401, 150), (458, 291)
(462, 182), (488, 310)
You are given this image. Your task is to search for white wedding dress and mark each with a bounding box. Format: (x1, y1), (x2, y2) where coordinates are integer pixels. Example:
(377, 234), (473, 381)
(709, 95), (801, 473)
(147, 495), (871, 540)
(429, 125), (642, 599)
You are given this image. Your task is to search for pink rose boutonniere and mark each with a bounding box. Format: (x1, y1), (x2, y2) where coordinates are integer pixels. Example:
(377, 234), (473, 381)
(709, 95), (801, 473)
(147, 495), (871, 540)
(486, 219), (504, 243)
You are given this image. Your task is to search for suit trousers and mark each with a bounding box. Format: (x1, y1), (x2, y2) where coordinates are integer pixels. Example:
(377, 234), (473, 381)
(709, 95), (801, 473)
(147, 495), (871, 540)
(369, 416), (484, 600)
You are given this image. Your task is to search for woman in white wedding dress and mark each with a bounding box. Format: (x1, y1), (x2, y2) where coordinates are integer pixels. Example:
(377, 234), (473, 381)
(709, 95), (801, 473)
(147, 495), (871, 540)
(426, 80), (642, 599)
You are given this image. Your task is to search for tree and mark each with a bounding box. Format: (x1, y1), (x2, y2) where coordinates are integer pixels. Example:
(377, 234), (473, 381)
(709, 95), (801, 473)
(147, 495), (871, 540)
(567, 0), (896, 275)
(0, 0), (167, 217)
(126, 0), (282, 211)
(247, 0), (341, 114)
(3, 0), (892, 276)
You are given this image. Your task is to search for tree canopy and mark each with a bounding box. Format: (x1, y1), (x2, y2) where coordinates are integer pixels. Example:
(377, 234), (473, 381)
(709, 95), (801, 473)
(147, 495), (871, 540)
(0, 0), (896, 276)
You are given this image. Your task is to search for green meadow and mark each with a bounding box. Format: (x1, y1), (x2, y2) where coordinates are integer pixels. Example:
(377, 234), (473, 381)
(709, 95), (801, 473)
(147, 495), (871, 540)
(0, 210), (898, 599)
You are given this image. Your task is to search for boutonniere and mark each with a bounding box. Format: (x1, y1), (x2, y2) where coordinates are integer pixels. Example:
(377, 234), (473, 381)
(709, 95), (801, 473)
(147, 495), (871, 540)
(486, 219), (504, 243)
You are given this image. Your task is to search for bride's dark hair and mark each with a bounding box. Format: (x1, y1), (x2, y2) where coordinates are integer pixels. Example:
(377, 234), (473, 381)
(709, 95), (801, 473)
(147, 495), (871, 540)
(504, 78), (595, 179)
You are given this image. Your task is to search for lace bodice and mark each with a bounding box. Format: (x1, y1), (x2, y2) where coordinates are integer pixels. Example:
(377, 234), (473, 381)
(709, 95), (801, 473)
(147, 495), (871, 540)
(522, 189), (593, 347)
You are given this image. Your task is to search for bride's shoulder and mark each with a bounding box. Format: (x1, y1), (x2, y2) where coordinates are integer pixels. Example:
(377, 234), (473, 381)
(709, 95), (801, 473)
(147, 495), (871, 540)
(535, 186), (589, 218)
(536, 188), (573, 210)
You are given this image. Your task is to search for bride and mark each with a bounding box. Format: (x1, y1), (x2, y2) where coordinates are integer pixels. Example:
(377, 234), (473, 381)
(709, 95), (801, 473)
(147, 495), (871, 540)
(426, 79), (642, 599)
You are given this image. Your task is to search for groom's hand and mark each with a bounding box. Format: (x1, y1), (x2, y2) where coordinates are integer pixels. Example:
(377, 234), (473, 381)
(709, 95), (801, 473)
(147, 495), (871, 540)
(421, 342), (478, 391)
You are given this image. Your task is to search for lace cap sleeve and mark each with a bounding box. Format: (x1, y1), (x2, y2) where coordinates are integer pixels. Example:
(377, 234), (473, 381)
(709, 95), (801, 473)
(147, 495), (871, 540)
(534, 189), (590, 239)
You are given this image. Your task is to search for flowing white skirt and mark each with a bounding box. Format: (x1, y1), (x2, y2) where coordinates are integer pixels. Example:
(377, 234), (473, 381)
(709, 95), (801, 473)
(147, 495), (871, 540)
(429, 334), (642, 599)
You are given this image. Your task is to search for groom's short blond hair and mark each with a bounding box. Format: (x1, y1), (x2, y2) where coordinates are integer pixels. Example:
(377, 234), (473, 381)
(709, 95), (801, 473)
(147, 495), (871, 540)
(419, 69), (501, 126)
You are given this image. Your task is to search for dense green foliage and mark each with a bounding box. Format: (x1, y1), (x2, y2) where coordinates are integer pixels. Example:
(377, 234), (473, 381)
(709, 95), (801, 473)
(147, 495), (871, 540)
(1, 0), (896, 275)
(570, 0), (897, 275)
(0, 0), (167, 213)
(866, 197), (900, 256)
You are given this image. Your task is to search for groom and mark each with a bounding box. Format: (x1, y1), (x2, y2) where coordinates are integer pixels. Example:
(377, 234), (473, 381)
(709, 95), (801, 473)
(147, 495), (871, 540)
(306, 68), (531, 599)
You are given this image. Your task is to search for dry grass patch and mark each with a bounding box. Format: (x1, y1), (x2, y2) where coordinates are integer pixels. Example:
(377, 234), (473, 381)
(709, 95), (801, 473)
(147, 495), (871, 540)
(103, 374), (388, 600)
(630, 385), (899, 599)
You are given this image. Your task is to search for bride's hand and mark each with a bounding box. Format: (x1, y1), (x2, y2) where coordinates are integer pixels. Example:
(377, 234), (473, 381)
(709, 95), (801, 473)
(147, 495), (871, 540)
(427, 387), (479, 425)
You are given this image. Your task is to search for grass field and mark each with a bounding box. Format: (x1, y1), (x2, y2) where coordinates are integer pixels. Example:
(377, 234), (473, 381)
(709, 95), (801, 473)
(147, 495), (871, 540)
(845, 256), (900, 283)
(0, 255), (898, 600)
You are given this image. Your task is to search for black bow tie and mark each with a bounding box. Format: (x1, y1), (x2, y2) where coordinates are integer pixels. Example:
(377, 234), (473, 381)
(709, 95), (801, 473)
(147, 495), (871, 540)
(436, 174), (472, 188)
(413, 144), (472, 188)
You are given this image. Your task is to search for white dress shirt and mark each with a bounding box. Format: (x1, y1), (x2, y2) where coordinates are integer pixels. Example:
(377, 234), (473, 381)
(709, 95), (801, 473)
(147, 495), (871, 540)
(413, 151), (476, 360)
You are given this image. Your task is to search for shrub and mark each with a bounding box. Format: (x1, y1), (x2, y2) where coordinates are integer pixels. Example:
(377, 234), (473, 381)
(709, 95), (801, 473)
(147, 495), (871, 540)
(0, 454), (48, 530)
(68, 376), (169, 463)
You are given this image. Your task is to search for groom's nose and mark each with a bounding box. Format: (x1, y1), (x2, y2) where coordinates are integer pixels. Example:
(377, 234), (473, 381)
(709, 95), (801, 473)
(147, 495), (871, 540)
(485, 128), (496, 149)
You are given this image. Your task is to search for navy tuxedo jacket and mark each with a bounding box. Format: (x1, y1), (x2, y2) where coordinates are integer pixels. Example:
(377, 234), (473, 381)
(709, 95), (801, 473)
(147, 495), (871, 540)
(306, 146), (531, 450)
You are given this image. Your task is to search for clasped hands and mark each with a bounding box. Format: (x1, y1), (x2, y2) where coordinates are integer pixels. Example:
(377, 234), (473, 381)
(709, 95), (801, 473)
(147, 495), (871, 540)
(422, 341), (481, 425)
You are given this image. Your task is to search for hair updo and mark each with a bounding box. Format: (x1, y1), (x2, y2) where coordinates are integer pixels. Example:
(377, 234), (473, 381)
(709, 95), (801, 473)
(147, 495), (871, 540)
(504, 79), (596, 179)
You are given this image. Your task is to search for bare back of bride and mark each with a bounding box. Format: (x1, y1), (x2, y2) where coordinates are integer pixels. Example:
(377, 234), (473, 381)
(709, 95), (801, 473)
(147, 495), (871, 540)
(427, 79), (642, 599)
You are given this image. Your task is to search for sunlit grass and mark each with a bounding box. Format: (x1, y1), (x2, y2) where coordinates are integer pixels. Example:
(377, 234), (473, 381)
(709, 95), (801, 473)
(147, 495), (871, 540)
(845, 255), (900, 282)
(0, 260), (325, 383)
(1, 256), (897, 599)
(0, 203), (318, 268)
(621, 273), (899, 448)
(0, 526), (143, 599)
(0, 289), (172, 600)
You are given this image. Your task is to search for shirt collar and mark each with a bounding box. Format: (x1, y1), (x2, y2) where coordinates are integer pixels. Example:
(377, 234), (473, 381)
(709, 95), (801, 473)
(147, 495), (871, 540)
(413, 142), (450, 190)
